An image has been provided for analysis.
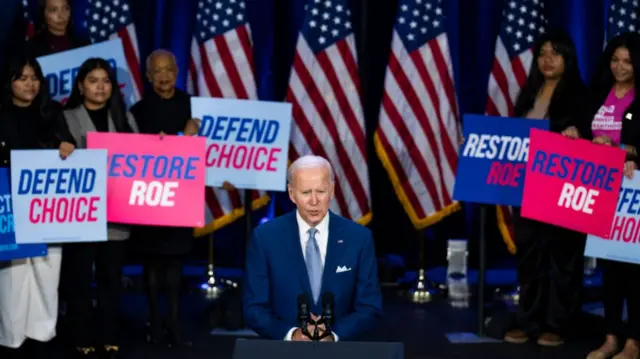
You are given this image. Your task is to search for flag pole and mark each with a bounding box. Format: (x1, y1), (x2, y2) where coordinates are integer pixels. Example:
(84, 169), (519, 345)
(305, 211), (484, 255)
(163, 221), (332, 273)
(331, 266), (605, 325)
(203, 232), (224, 300)
(408, 229), (438, 303)
(244, 190), (253, 245)
(477, 205), (487, 336)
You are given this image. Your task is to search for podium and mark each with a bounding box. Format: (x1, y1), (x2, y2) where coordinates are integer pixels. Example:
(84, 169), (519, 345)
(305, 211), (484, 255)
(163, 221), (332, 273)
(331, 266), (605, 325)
(232, 339), (404, 359)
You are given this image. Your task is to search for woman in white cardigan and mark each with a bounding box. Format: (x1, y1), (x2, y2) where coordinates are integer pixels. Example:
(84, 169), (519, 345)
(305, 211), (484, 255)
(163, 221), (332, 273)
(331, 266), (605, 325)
(0, 55), (75, 358)
(61, 57), (137, 359)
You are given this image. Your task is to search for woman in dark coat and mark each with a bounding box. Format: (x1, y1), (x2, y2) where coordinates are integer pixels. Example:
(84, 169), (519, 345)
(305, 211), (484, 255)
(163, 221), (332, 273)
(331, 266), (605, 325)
(503, 29), (588, 347)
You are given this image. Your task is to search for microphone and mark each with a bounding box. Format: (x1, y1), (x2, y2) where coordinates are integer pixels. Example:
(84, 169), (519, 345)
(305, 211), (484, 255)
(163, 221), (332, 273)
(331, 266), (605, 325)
(297, 294), (312, 340)
(318, 292), (335, 340)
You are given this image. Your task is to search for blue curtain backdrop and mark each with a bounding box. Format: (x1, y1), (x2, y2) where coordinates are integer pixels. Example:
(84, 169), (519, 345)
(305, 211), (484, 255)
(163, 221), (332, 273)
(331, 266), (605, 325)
(57, 0), (613, 268)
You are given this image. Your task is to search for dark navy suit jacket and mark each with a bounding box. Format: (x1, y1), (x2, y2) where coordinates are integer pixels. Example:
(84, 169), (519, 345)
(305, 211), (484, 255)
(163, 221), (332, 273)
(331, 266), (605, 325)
(242, 210), (383, 340)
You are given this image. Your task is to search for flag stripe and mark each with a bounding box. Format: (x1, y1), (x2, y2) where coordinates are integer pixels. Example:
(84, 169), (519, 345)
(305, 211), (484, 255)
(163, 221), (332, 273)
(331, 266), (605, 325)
(188, 2), (270, 236)
(117, 25), (142, 100)
(292, 40), (369, 215)
(288, 69), (356, 216)
(287, 1), (371, 223)
(381, 91), (442, 211)
(375, 130), (427, 217)
(374, 1), (461, 228)
(214, 29), (249, 99)
(287, 90), (351, 215)
(388, 51), (448, 208)
(317, 48), (366, 157)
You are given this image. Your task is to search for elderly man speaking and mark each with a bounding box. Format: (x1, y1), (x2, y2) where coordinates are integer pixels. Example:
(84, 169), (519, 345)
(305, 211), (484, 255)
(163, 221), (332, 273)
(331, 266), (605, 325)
(242, 155), (382, 341)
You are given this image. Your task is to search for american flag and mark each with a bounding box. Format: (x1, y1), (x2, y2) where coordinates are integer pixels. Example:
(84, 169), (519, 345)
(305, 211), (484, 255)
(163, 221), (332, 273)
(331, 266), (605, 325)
(286, 0), (371, 224)
(187, 0), (270, 237)
(22, 0), (35, 40)
(86, 0), (142, 103)
(374, 0), (461, 228)
(607, 0), (640, 41)
(485, 0), (546, 254)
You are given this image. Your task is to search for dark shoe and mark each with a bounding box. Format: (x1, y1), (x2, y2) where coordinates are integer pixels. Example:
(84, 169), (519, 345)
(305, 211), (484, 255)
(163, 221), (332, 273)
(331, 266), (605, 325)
(165, 322), (193, 348)
(101, 345), (121, 359)
(27, 340), (53, 359)
(145, 321), (164, 345)
(537, 332), (565, 347)
(504, 329), (529, 344)
(0, 346), (26, 359)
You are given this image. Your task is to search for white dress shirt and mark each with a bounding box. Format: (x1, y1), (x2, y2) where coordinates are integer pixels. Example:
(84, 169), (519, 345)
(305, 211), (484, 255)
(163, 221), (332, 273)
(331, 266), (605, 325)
(284, 211), (338, 341)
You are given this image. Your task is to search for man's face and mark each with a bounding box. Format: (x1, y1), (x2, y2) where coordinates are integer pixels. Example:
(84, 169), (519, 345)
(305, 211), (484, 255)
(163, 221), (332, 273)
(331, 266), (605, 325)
(147, 54), (178, 95)
(288, 166), (334, 227)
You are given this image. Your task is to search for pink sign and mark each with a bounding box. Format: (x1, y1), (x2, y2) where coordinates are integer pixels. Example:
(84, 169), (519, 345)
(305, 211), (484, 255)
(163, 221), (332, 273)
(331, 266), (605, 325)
(521, 129), (625, 237)
(87, 132), (206, 227)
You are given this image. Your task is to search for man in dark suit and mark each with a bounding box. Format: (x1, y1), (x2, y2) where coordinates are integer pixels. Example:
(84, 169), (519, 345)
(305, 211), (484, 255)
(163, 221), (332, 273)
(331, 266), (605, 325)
(242, 155), (382, 341)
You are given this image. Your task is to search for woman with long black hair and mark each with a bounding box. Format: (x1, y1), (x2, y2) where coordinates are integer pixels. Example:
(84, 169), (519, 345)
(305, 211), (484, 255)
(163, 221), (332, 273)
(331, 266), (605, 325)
(24, 0), (90, 58)
(62, 57), (137, 359)
(503, 29), (588, 347)
(0, 55), (75, 359)
(583, 32), (640, 359)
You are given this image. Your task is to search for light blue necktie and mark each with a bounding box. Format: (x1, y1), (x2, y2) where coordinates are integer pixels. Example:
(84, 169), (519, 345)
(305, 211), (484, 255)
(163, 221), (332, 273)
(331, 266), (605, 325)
(305, 228), (323, 304)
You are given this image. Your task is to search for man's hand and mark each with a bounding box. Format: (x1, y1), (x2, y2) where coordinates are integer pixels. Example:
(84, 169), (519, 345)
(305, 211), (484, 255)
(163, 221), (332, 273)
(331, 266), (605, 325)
(310, 314), (333, 341)
(593, 135), (613, 146)
(183, 118), (200, 136)
(561, 126), (580, 139)
(58, 141), (75, 159)
(291, 328), (312, 341)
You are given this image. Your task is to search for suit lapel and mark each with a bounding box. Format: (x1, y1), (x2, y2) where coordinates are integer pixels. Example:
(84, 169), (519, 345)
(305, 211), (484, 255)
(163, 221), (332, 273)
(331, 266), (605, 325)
(321, 212), (346, 295)
(284, 212), (313, 296)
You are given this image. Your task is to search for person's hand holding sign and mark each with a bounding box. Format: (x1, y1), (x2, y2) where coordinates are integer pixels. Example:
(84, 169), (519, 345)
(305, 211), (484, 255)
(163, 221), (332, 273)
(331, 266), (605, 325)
(561, 126), (580, 139)
(58, 141), (75, 159)
(183, 119), (200, 136)
(624, 161), (637, 180)
(593, 135), (613, 146)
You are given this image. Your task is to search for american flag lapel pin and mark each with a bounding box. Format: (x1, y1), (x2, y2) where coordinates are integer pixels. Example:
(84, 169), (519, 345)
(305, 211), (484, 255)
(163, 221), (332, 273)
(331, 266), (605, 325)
(338, 240), (343, 244)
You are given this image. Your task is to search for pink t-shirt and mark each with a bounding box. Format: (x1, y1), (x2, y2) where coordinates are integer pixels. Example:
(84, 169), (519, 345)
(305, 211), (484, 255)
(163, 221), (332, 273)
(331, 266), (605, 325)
(591, 87), (635, 144)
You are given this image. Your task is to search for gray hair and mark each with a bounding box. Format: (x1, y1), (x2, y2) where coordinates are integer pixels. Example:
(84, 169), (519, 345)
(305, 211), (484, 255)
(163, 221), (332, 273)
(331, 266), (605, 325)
(287, 155), (335, 185)
(146, 49), (177, 71)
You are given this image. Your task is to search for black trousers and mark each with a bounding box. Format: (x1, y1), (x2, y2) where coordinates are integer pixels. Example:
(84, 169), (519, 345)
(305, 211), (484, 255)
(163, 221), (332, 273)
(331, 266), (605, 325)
(602, 259), (640, 341)
(63, 241), (126, 347)
(513, 209), (585, 337)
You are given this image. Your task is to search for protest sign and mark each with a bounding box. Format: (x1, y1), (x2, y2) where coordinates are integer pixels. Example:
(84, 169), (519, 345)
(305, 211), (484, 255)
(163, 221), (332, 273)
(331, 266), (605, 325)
(10, 150), (108, 244)
(521, 129), (625, 237)
(453, 114), (549, 205)
(191, 97), (292, 192)
(36, 38), (141, 108)
(87, 132), (206, 227)
(585, 172), (640, 264)
(0, 167), (47, 261)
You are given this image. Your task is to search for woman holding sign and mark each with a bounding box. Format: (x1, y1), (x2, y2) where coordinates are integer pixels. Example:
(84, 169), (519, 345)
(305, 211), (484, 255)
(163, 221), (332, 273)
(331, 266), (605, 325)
(0, 55), (75, 358)
(503, 30), (589, 347)
(579, 33), (640, 359)
(61, 58), (137, 359)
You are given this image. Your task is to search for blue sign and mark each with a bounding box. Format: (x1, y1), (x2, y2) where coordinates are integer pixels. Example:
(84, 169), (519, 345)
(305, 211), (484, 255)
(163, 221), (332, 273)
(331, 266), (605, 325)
(452, 114), (549, 206)
(585, 172), (640, 264)
(0, 167), (47, 261)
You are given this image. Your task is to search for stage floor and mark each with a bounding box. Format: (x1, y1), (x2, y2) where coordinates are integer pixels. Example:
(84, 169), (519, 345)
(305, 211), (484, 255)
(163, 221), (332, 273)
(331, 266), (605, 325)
(45, 279), (604, 359)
